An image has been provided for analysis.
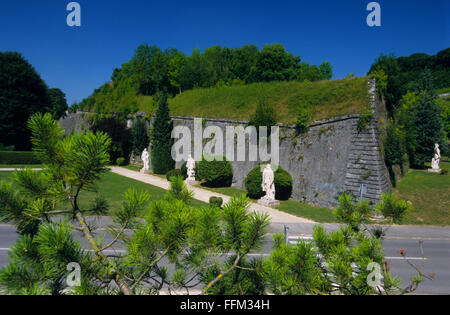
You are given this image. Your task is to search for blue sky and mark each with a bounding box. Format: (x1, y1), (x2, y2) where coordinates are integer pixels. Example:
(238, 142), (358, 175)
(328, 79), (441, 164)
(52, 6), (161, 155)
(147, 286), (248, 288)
(0, 0), (448, 105)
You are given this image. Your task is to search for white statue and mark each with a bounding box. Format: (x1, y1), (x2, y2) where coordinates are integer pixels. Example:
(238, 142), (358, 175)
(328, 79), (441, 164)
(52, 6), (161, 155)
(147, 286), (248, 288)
(429, 143), (441, 172)
(141, 148), (150, 173)
(186, 154), (196, 181)
(184, 154), (198, 185)
(258, 164), (279, 206)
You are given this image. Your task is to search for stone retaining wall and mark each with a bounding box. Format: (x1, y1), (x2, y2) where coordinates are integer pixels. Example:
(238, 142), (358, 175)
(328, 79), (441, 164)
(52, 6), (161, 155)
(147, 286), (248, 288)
(59, 80), (391, 208)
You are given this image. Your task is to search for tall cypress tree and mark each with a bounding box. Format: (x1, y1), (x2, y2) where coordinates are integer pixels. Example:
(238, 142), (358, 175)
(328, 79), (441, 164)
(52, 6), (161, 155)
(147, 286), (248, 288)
(151, 92), (174, 174)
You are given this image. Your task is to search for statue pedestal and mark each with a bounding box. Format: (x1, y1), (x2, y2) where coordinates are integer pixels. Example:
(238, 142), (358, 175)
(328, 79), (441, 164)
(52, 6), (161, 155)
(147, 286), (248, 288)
(258, 197), (280, 207)
(184, 179), (199, 186)
(428, 168), (441, 173)
(140, 168), (151, 174)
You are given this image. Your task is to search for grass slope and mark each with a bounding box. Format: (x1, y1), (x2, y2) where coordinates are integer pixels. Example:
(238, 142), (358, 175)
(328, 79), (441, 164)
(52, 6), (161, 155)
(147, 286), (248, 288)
(394, 160), (450, 226)
(136, 77), (369, 123)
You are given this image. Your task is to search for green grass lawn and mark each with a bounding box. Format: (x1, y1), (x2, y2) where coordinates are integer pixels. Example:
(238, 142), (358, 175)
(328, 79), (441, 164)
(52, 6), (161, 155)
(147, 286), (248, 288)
(0, 164), (43, 168)
(0, 170), (207, 216)
(275, 201), (338, 223)
(120, 165), (167, 180)
(196, 184), (338, 223)
(393, 160), (450, 226)
(194, 185), (249, 198)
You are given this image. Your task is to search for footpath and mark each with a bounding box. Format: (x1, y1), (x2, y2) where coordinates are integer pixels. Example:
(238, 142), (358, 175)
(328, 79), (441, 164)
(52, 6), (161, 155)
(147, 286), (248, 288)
(110, 166), (314, 224)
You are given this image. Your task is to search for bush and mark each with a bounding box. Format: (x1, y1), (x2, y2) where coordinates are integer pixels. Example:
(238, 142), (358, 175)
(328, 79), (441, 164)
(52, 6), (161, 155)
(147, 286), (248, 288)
(295, 106), (310, 134)
(441, 168), (448, 175)
(209, 196), (223, 208)
(0, 151), (41, 164)
(197, 156), (233, 187)
(116, 157), (126, 166)
(357, 111), (374, 133)
(244, 165), (293, 200)
(166, 169), (183, 181)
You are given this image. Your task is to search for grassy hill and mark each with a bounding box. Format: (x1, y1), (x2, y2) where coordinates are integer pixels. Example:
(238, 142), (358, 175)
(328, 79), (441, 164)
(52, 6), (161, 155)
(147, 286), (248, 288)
(136, 76), (369, 124)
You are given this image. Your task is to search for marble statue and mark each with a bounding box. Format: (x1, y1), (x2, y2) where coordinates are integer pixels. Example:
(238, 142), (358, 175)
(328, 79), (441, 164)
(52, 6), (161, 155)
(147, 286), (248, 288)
(140, 148), (150, 173)
(429, 143), (441, 173)
(184, 154), (198, 185)
(258, 164), (279, 206)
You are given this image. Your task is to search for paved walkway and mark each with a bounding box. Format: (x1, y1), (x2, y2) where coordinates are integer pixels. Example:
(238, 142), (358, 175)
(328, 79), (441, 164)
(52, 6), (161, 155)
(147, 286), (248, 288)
(110, 167), (315, 224)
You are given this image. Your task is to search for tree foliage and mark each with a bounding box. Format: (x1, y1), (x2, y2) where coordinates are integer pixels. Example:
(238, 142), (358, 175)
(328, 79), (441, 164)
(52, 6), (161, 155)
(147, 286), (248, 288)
(151, 93), (175, 174)
(0, 52), (52, 150)
(77, 43), (333, 113)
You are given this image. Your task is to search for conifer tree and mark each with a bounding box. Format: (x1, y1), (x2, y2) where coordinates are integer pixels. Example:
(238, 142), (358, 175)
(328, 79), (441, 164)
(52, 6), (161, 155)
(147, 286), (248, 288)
(151, 92), (175, 174)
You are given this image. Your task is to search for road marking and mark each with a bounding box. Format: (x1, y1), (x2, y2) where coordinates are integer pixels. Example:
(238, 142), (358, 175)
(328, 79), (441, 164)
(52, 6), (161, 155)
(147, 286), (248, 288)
(1, 248), (426, 260)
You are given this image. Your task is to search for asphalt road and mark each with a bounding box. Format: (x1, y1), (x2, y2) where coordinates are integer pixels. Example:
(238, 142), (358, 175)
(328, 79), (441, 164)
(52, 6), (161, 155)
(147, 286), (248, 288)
(0, 223), (449, 294)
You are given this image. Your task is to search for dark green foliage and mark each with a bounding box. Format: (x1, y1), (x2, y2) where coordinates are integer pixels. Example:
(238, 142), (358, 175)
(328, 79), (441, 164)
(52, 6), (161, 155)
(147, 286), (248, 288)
(116, 157), (126, 166)
(197, 156), (233, 187)
(91, 115), (131, 165)
(369, 48), (450, 115)
(254, 44), (301, 82)
(180, 162), (191, 180)
(209, 196), (223, 208)
(384, 121), (407, 185)
(407, 70), (443, 168)
(47, 88), (68, 120)
(166, 169), (182, 181)
(151, 93), (175, 174)
(244, 165), (293, 200)
(0, 151), (41, 164)
(201, 257), (266, 295)
(130, 116), (149, 155)
(0, 52), (52, 150)
(441, 168), (448, 175)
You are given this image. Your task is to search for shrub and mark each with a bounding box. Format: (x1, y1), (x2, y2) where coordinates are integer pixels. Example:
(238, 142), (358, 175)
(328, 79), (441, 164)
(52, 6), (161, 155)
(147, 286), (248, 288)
(295, 106), (310, 134)
(116, 157), (126, 166)
(166, 169), (183, 181)
(244, 165), (293, 200)
(197, 156), (233, 187)
(441, 168), (448, 175)
(357, 111), (374, 133)
(0, 151), (41, 164)
(209, 196), (223, 208)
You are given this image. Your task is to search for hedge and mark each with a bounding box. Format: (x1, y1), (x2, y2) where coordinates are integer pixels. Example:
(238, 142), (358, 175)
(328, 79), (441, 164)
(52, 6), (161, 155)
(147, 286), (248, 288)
(244, 165), (293, 200)
(0, 151), (41, 165)
(197, 156), (233, 187)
